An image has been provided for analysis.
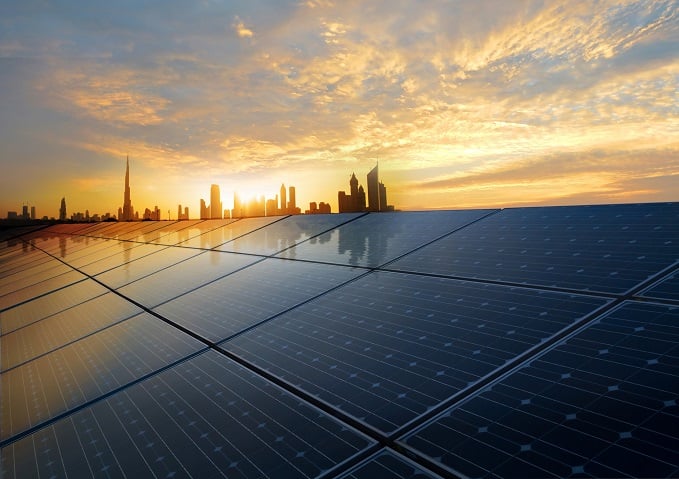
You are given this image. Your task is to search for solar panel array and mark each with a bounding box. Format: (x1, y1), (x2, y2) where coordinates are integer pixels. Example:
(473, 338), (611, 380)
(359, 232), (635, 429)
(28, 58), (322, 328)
(1, 202), (678, 479)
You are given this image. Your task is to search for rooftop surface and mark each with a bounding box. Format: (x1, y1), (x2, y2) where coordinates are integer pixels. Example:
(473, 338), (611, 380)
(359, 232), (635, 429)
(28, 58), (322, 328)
(1, 203), (678, 478)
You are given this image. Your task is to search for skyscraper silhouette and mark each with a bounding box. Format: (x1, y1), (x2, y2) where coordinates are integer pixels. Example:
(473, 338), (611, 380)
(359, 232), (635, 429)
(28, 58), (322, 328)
(367, 163), (379, 212)
(59, 197), (67, 221)
(210, 184), (222, 219)
(280, 184), (287, 214)
(121, 156), (134, 221)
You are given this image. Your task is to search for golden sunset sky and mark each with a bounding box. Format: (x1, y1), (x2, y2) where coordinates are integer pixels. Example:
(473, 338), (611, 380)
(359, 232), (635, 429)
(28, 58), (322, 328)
(1, 0), (677, 219)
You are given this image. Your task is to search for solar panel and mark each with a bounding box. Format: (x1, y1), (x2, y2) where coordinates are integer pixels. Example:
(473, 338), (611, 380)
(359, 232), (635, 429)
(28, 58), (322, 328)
(337, 449), (444, 478)
(0, 279), (108, 334)
(0, 270), (87, 311)
(276, 210), (496, 267)
(641, 270), (679, 302)
(1, 311), (205, 442)
(388, 203), (679, 294)
(401, 301), (679, 478)
(149, 219), (209, 245)
(216, 213), (363, 256)
(225, 271), (609, 434)
(0, 292), (142, 372)
(155, 258), (364, 342)
(176, 216), (284, 250)
(1, 350), (374, 478)
(1, 203), (677, 479)
(116, 250), (263, 308)
(92, 245), (201, 288)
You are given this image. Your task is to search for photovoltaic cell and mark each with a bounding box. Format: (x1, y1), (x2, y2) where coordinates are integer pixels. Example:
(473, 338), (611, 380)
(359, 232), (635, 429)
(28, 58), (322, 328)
(155, 258), (364, 342)
(93, 245), (201, 289)
(0, 350), (374, 478)
(177, 217), (283, 250)
(641, 270), (679, 302)
(0, 259), (73, 294)
(216, 213), (362, 256)
(0, 270), (87, 311)
(114, 220), (179, 242)
(116, 250), (263, 308)
(225, 271), (608, 433)
(1, 312), (204, 441)
(403, 301), (679, 479)
(0, 279), (108, 335)
(277, 210), (496, 267)
(337, 449), (444, 479)
(0, 292), (142, 372)
(389, 203), (679, 294)
(149, 219), (207, 245)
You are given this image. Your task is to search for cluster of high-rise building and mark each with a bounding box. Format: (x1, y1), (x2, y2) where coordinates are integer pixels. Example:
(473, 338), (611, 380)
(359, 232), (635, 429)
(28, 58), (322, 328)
(5, 156), (396, 223)
(5, 204), (38, 221)
(338, 163), (392, 213)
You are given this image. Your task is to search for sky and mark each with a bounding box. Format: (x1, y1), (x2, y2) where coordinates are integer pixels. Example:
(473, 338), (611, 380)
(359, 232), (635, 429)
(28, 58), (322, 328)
(0, 0), (677, 219)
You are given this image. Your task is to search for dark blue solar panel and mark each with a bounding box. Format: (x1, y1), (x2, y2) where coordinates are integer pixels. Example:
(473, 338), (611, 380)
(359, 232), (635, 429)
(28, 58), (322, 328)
(337, 450), (444, 478)
(0, 280), (108, 335)
(403, 301), (679, 478)
(1, 292), (142, 372)
(1, 312), (204, 441)
(389, 203), (679, 294)
(225, 271), (608, 434)
(276, 210), (496, 267)
(116, 251), (262, 308)
(216, 213), (362, 256)
(641, 270), (679, 302)
(1, 350), (374, 478)
(155, 258), (364, 342)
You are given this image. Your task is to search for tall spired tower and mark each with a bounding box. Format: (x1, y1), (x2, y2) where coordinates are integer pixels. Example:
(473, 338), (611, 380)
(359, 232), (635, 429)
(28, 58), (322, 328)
(121, 155), (134, 221)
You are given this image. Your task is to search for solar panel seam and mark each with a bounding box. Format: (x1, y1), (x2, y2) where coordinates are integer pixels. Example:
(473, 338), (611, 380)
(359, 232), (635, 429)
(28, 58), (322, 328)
(397, 299), (679, 478)
(0, 278), (89, 314)
(385, 298), (620, 442)
(321, 447), (450, 479)
(0, 289), (109, 337)
(379, 267), (619, 300)
(0, 348), (209, 449)
(0, 304), (142, 375)
(272, 212), (370, 257)
(377, 209), (502, 270)
(211, 265), (376, 344)
(208, 215), (292, 250)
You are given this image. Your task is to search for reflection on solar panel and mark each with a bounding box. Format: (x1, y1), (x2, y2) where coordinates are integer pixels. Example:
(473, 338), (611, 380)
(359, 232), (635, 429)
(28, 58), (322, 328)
(1, 203), (678, 479)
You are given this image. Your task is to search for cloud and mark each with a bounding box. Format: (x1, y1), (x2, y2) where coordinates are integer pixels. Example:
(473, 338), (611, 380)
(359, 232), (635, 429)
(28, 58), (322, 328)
(232, 16), (254, 38)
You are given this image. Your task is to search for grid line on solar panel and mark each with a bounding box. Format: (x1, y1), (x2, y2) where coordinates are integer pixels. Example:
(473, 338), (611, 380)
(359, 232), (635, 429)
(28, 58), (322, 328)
(92, 245), (202, 289)
(155, 258), (367, 343)
(0, 280), (109, 335)
(1, 350), (376, 478)
(401, 300), (679, 479)
(216, 213), (365, 257)
(175, 217), (285, 250)
(0, 270), (88, 311)
(1, 311), (206, 443)
(275, 210), (498, 268)
(333, 449), (446, 479)
(224, 271), (609, 435)
(115, 250), (266, 309)
(639, 264), (679, 303)
(388, 203), (679, 295)
(1, 292), (142, 372)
